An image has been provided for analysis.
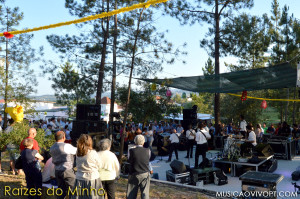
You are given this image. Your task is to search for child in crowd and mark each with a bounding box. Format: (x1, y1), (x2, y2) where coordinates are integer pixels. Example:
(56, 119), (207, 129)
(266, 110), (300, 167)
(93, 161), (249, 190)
(21, 138), (44, 199)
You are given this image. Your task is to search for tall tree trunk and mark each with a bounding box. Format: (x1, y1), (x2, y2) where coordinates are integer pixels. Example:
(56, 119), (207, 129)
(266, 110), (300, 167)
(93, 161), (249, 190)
(3, 36), (9, 130)
(96, 0), (110, 106)
(214, 0), (220, 131)
(292, 87), (296, 124)
(109, 0), (118, 140)
(280, 102), (283, 123)
(3, 11), (9, 130)
(285, 88), (289, 122)
(119, 8), (145, 163)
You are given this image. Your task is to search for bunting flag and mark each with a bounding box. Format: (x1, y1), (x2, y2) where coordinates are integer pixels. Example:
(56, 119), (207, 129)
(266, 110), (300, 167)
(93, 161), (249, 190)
(228, 93), (300, 102)
(0, 0), (169, 37)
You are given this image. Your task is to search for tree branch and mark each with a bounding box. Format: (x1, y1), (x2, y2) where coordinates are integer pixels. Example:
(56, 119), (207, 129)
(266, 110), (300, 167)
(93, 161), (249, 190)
(218, 0), (232, 17)
(184, 9), (214, 15)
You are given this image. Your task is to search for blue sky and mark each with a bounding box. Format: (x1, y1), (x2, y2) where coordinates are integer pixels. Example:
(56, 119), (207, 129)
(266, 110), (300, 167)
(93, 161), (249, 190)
(4, 0), (300, 95)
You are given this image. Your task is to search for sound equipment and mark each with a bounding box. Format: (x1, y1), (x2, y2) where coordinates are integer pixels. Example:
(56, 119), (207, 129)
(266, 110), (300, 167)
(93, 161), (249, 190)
(166, 170), (190, 184)
(87, 121), (107, 132)
(259, 158), (278, 173)
(72, 120), (107, 134)
(76, 104), (101, 121)
(170, 160), (187, 174)
(183, 109), (197, 120)
(254, 144), (274, 157)
(71, 120), (107, 146)
(181, 119), (191, 133)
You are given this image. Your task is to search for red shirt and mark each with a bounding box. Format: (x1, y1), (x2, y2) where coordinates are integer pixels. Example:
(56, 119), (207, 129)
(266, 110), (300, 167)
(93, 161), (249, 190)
(20, 137), (40, 152)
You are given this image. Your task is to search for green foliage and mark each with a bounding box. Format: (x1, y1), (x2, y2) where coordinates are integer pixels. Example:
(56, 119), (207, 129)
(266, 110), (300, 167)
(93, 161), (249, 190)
(164, 0), (254, 26)
(0, 122), (55, 150)
(116, 83), (181, 123)
(51, 62), (96, 106)
(0, 4), (38, 104)
(202, 57), (215, 75)
(222, 13), (271, 70)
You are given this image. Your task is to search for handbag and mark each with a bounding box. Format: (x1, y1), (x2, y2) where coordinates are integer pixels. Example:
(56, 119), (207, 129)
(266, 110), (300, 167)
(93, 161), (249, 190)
(15, 156), (23, 169)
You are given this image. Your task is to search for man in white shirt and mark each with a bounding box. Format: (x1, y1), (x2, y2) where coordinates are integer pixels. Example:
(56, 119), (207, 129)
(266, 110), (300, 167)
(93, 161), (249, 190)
(185, 125), (196, 158)
(203, 122), (209, 132)
(195, 123), (211, 168)
(240, 124), (257, 157)
(167, 129), (179, 162)
(239, 115), (247, 137)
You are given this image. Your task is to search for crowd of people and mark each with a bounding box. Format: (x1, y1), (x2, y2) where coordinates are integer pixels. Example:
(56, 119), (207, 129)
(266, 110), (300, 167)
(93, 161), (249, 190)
(1, 113), (300, 198)
(0, 115), (154, 199)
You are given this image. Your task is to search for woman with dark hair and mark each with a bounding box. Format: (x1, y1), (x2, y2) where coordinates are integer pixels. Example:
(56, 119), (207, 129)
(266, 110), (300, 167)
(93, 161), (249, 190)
(70, 134), (104, 199)
(194, 123), (211, 168)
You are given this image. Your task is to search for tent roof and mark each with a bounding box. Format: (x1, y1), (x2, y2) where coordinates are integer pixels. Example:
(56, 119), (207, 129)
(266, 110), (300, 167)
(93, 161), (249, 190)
(142, 63), (297, 93)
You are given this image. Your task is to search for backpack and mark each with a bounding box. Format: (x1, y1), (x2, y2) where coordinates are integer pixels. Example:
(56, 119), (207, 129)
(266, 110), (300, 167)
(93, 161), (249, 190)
(292, 171), (300, 181)
(213, 170), (228, 185)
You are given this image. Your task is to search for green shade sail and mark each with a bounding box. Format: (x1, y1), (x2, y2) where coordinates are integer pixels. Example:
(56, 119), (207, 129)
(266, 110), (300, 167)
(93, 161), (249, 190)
(141, 63), (297, 93)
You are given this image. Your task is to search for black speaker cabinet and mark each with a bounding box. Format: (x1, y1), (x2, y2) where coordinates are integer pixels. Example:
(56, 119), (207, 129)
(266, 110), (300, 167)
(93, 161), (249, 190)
(76, 104), (101, 121)
(181, 119), (191, 133)
(170, 160), (187, 174)
(71, 120), (107, 146)
(183, 109), (192, 120)
(87, 121), (107, 133)
(183, 109), (197, 120)
(255, 144), (274, 157)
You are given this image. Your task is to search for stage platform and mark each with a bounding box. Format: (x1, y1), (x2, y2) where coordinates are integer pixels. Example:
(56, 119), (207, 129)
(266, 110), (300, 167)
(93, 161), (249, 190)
(149, 147), (300, 198)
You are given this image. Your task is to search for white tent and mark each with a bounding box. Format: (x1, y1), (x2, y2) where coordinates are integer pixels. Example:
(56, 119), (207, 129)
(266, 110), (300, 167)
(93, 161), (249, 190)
(164, 113), (213, 121)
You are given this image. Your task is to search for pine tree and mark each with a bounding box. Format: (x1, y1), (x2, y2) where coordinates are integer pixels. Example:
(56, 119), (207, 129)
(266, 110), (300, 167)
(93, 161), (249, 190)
(164, 0), (254, 127)
(0, 3), (38, 128)
(222, 13), (271, 70)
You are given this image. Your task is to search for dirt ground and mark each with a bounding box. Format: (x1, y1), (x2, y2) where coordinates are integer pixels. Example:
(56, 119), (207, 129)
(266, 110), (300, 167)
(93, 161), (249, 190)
(0, 153), (216, 199)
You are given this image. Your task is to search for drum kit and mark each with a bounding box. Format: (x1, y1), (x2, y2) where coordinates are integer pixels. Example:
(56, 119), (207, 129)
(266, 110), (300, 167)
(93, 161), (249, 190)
(222, 135), (244, 160)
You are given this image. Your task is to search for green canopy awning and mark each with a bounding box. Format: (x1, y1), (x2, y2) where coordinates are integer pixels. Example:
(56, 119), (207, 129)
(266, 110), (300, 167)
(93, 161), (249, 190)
(142, 63), (297, 93)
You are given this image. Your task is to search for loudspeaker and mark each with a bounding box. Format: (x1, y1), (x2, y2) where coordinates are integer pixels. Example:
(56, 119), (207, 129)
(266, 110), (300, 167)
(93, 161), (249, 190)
(72, 121), (88, 135)
(183, 109), (192, 120)
(181, 119), (191, 133)
(76, 104), (101, 121)
(255, 144), (274, 157)
(87, 121), (107, 133)
(183, 109), (197, 120)
(170, 160), (187, 174)
(71, 120), (107, 146)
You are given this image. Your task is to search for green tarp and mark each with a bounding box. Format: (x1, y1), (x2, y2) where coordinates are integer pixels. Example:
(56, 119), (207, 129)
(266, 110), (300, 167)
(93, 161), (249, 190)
(141, 62), (297, 93)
